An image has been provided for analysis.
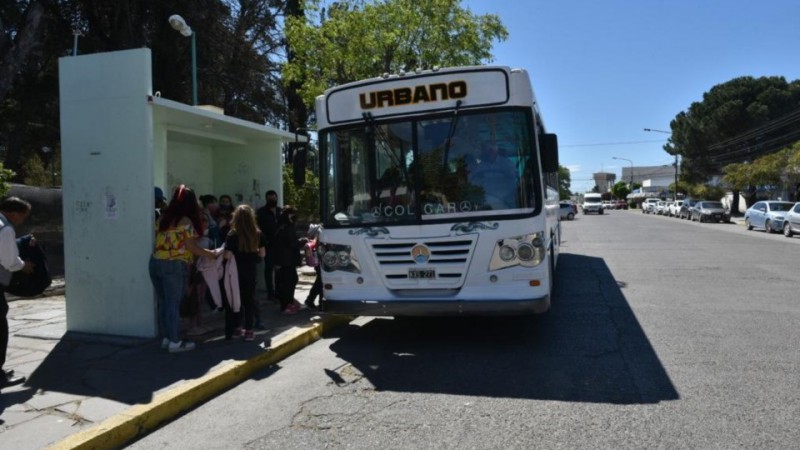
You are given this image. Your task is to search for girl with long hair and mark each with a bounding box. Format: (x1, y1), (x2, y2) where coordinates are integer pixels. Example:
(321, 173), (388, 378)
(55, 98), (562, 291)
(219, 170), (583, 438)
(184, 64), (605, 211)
(149, 185), (221, 353)
(224, 205), (266, 341)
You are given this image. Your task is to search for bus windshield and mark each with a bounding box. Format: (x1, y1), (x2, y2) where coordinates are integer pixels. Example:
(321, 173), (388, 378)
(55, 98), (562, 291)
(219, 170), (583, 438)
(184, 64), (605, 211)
(322, 109), (539, 226)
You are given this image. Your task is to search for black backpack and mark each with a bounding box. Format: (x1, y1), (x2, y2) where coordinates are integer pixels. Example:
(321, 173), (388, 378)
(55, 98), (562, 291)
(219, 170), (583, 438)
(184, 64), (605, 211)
(6, 234), (52, 297)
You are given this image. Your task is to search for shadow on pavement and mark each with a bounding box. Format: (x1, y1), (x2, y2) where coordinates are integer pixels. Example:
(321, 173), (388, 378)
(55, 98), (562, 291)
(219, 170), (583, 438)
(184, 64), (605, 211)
(327, 253), (679, 404)
(23, 298), (318, 405)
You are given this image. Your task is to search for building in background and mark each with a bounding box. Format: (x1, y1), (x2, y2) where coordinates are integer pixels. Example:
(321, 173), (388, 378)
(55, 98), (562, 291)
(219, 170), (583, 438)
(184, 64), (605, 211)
(621, 165), (674, 188)
(592, 172), (616, 192)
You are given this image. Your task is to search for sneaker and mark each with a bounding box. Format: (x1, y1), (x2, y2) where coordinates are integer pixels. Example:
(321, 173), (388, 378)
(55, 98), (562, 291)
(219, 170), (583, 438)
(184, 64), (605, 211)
(244, 330), (255, 341)
(161, 338), (170, 349)
(168, 340), (196, 353)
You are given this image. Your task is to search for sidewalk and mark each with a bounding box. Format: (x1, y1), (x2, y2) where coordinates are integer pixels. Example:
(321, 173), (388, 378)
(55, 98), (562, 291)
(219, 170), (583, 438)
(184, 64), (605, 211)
(0, 269), (350, 450)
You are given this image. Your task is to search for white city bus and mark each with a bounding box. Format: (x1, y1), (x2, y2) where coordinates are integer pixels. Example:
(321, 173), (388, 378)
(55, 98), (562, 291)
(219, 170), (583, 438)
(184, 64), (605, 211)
(314, 66), (560, 316)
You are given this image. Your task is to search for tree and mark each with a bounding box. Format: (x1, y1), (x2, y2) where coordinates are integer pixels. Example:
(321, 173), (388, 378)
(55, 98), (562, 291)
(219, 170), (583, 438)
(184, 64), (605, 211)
(1, 0), (286, 180)
(0, 163), (14, 197)
(557, 165), (571, 199)
(722, 142), (800, 207)
(283, 0), (508, 108)
(611, 181), (629, 201)
(282, 164), (320, 222)
(0, 1), (45, 103)
(665, 76), (800, 185)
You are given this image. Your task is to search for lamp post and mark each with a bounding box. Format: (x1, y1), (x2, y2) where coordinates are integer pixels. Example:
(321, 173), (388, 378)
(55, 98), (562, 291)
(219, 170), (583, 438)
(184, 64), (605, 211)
(643, 128), (677, 200)
(612, 156), (633, 188)
(169, 15), (197, 106)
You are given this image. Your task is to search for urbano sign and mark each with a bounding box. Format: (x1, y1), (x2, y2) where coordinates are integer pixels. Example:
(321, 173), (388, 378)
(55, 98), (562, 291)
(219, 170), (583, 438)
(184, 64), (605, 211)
(325, 68), (510, 124)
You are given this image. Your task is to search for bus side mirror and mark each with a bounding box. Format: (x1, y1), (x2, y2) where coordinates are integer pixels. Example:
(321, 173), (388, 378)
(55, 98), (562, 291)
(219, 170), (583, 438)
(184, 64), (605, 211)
(293, 147), (307, 187)
(540, 133), (559, 173)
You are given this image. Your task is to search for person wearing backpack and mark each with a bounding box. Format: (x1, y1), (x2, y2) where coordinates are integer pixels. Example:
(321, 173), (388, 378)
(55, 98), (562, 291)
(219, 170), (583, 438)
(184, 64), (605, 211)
(0, 197), (35, 389)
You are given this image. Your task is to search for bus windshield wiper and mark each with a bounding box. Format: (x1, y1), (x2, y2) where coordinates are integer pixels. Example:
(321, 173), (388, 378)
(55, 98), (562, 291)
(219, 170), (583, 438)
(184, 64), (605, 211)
(442, 99), (463, 173)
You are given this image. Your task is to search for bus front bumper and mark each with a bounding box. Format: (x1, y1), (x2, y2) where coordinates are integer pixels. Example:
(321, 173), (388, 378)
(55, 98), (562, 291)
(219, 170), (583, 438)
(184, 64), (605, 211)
(320, 296), (550, 317)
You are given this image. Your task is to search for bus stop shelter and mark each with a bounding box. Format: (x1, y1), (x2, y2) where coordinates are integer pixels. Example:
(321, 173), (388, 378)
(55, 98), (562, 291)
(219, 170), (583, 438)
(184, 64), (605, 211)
(59, 48), (303, 338)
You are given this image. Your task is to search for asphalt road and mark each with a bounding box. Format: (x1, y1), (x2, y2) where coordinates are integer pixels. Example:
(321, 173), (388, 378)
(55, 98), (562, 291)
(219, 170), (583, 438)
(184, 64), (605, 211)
(128, 210), (800, 449)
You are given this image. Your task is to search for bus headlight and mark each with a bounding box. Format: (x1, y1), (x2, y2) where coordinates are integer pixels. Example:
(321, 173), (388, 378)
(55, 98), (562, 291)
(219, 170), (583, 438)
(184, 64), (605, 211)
(337, 250), (351, 266)
(517, 243), (535, 261)
(499, 245), (516, 261)
(489, 232), (545, 271)
(319, 243), (361, 273)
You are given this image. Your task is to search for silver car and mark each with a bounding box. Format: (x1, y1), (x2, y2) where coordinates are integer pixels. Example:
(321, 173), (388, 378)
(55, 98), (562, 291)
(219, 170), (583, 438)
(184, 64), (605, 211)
(744, 201), (795, 233)
(691, 201), (730, 223)
(782, 202), (800, 238)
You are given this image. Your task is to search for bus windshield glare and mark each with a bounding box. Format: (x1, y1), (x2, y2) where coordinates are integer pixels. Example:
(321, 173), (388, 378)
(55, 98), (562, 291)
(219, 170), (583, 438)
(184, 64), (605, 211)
(322, 109), (539, 225)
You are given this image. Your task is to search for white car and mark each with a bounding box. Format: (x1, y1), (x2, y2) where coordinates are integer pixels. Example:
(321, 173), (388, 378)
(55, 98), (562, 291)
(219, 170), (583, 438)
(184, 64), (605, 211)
(642, 198), (659, 213)
(669, 200), (684, 217)
(656, 200), (668, 215)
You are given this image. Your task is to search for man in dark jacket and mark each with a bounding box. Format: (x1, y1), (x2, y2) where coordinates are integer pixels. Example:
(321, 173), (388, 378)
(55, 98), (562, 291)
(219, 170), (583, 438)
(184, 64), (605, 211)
(273, 206), (306, 314)
(256, 190), (282, 301)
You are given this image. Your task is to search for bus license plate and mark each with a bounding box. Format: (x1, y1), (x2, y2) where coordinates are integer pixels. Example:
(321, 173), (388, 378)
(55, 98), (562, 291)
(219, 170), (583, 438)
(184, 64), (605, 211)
(408, 269), (435, 279)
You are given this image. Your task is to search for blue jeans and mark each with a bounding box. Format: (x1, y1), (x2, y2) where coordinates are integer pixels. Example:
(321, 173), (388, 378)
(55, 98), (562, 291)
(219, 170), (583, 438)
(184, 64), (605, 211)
(149, 257), (188, 342)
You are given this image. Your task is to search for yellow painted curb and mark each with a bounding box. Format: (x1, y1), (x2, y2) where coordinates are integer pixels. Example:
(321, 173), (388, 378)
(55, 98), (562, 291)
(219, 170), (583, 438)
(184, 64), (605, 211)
(46, 314), (353, 450)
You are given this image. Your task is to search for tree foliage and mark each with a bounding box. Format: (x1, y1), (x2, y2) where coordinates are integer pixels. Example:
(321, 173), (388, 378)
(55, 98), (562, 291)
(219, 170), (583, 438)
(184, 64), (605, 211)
(611, 181), (629, 201)
(722, 142), (800, 205)
(0, 163), (14, 197)
(282, 164), (320, 222)
(1, 0), (286, 180)
(665, 76), (800, 184)
(557, 164), (571, 200)
(283, 0), (508, 108)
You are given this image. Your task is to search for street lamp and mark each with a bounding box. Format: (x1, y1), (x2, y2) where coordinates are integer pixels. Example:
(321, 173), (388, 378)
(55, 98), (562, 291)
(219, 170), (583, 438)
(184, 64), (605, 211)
(612, 156), (634, 188)
(168, 15), (197, 106)
(643, 128), (678, 200)
(643, 128), (670, 134)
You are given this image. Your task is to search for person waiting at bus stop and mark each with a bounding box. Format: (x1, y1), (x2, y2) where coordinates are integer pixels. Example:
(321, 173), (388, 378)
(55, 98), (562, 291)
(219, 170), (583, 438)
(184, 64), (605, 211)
(272, 206), (307, 315)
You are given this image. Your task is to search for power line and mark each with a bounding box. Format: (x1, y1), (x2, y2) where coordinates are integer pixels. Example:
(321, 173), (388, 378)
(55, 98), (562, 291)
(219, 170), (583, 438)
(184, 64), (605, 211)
(561, 139), (667, 148)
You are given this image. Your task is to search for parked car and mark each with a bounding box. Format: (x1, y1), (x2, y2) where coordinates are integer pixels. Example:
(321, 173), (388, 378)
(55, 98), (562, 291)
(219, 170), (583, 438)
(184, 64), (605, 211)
(642, 198), (659, 214)
(668, 200), (684, 217)
(679, 198), (699, 220)
(559, 202), (576, 220)
(615, 199), (628, 210)
(690, 201), (730, 223)
(656, 200), (669, 215)
(745, 201), (796, 233)
(782, 202), (800, 238)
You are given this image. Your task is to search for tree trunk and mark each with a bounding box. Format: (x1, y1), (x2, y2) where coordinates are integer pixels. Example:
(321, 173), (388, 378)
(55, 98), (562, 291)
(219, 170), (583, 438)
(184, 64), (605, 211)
(0, 2), (45, 103)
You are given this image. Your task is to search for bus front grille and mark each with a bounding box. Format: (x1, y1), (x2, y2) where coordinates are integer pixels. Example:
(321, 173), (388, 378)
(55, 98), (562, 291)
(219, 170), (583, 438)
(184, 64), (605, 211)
(369, 238), (475, 287)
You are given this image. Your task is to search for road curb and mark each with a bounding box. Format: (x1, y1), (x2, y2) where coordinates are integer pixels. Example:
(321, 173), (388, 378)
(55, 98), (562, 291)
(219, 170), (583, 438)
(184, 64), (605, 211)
(45, 314), (353, 450)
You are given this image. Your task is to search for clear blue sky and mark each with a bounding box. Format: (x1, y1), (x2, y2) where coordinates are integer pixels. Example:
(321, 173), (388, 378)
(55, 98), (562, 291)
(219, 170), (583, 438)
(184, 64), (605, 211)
(462, 0), (800, 193)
